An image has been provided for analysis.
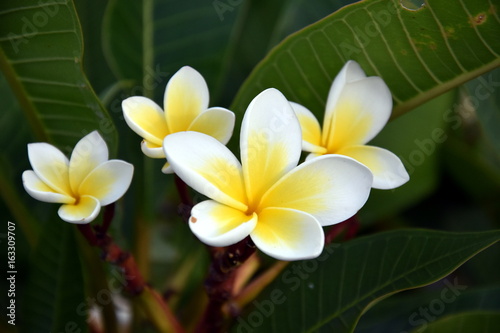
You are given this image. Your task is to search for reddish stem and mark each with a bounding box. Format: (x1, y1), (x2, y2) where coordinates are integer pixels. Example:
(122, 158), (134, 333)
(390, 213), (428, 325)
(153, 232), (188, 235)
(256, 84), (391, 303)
(344, 216), (360, 241)
(100, 203), (116, 234)
(174, 175), (193, 222)
(195, 238), (256, 333)
(324, 214), (360, 244)
(76, 207), (184, 331)
(77, 224), (98, 246)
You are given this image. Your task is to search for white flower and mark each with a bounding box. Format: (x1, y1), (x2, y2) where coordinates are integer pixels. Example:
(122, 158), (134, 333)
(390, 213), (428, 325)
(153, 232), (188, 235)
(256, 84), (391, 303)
(291, 60), (409, 189)
(22, 131), (134, 224)
(122, 66), (235, 173)
(163, 88), (373, 261)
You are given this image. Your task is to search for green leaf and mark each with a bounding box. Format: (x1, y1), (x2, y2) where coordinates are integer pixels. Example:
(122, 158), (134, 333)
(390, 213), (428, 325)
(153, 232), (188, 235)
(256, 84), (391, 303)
(231, 0), (500, 119)
(73, 0), (116, 94)
(21, 221), (87, 333)
(103, 0), (243, 100)
(0, 0), (117, 153)
(0, 71), (40, 246)
(232, 229), (500, 332)
(412, 311), (500, 333)
(468, 68), (500, 158)
(359, 90), (455, 224)
(356, 286), (500, 332)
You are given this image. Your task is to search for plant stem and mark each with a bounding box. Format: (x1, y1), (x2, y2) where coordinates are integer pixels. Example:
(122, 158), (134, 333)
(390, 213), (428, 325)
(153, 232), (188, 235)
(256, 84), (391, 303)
(226, 260), (288, 316)
(174, 174), (193, 222)
(76, 214), (184, 332)
(324, 214), (360, 244)
(195, 237), (256, 333)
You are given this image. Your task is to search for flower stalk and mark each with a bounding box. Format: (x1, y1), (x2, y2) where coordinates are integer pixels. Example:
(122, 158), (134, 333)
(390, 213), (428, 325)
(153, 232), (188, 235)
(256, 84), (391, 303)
(76, 205), (184, 333)
(195, 237), (256, 332)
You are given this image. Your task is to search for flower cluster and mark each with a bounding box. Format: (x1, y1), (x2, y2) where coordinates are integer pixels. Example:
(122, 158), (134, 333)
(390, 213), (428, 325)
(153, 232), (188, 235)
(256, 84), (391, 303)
(23, 62), (408, 260)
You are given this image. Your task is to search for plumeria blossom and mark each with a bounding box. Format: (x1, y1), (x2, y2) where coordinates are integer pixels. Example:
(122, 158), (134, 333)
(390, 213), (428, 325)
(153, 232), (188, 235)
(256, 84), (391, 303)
(122, 66), (235, 173)
(290, 60), (409, 190)
(22, 131), (134, 224)
(163, 88), (373, 261)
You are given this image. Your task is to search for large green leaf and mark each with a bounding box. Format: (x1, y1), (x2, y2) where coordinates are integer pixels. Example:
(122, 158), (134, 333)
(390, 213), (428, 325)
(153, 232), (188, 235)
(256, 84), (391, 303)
(413, 311), (500, 333)
(0, 71), (40, 246)
(356, 286), (500, 332)
(0, 0), (117, 153)
(21, 221), (86, 333)
(103, 0), (244, 101)
(231, 0), (500, 119)
(359, 90), (455, 224)
(231, 229), (500, 332)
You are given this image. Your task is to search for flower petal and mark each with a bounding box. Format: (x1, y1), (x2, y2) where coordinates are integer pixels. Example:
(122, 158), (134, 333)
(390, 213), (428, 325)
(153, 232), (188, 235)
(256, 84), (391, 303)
(122, 96), (169, 145)
(164, 66), (209, 133)
(141, 140), (166, 158)
(22, 170), (75, 204)
(27, 142), (72, 196)
(188, 107), (235, 145)
(161, 161), (173, 174)
(58, 195), (100, 224)
(240, 88), (302, 206)
(337, 145), (410, 189)
(322, 60), (367, 144)
(164, 132), (247, 211)
(324, 76), (392, 151)
(289, 102), (324, 153)
(189, 200), (257, 247)
(69, 131), (109, 193)
(260, 155), (372, 226)
(251, 207), (324, 261)
(78, 160), (134, 206)
(305, 152), (323, 161)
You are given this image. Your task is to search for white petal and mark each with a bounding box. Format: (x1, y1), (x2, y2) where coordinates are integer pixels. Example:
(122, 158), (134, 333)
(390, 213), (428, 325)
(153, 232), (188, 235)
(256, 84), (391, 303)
(338, 145), (410, 189)
(58, 195), (100, 224)
(161, 161), (173, 174)
(323, 61), (367, 144)
(141, 140), (166, 158)
(163, 132), (247, 211)
(188, 107), (235, 145)
(289, 102), (324, 152)
(324, 76), (392, 151)
(164, 66), (209, 133)
(251, 207), (324, 261)
(22, 170), (75, 204)
(189, 200), (257, 247)
(240, 88), (302, 205)
(122, 96), (169, 145)
(260, 155), (372, 226)
(78, 160), (134, 206)
(69, 131), (109, 193)
(305, 152), (323, 161)
(27, 142), (72, 196)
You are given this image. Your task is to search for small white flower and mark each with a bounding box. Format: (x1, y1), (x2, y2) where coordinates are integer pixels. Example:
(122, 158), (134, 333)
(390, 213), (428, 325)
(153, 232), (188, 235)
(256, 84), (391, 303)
(122, 66), (235, 173)
(22, 131), (134, 224)
(291, 60), (410, 189)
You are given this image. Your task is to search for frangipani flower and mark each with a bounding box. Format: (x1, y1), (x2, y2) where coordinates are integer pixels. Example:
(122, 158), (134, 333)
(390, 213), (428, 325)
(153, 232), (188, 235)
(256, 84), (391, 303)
(122, 66), (235, 173)
(22, 131), (134, 224)
(163, 88), (373, 261)
(291, 60), (409, 190)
